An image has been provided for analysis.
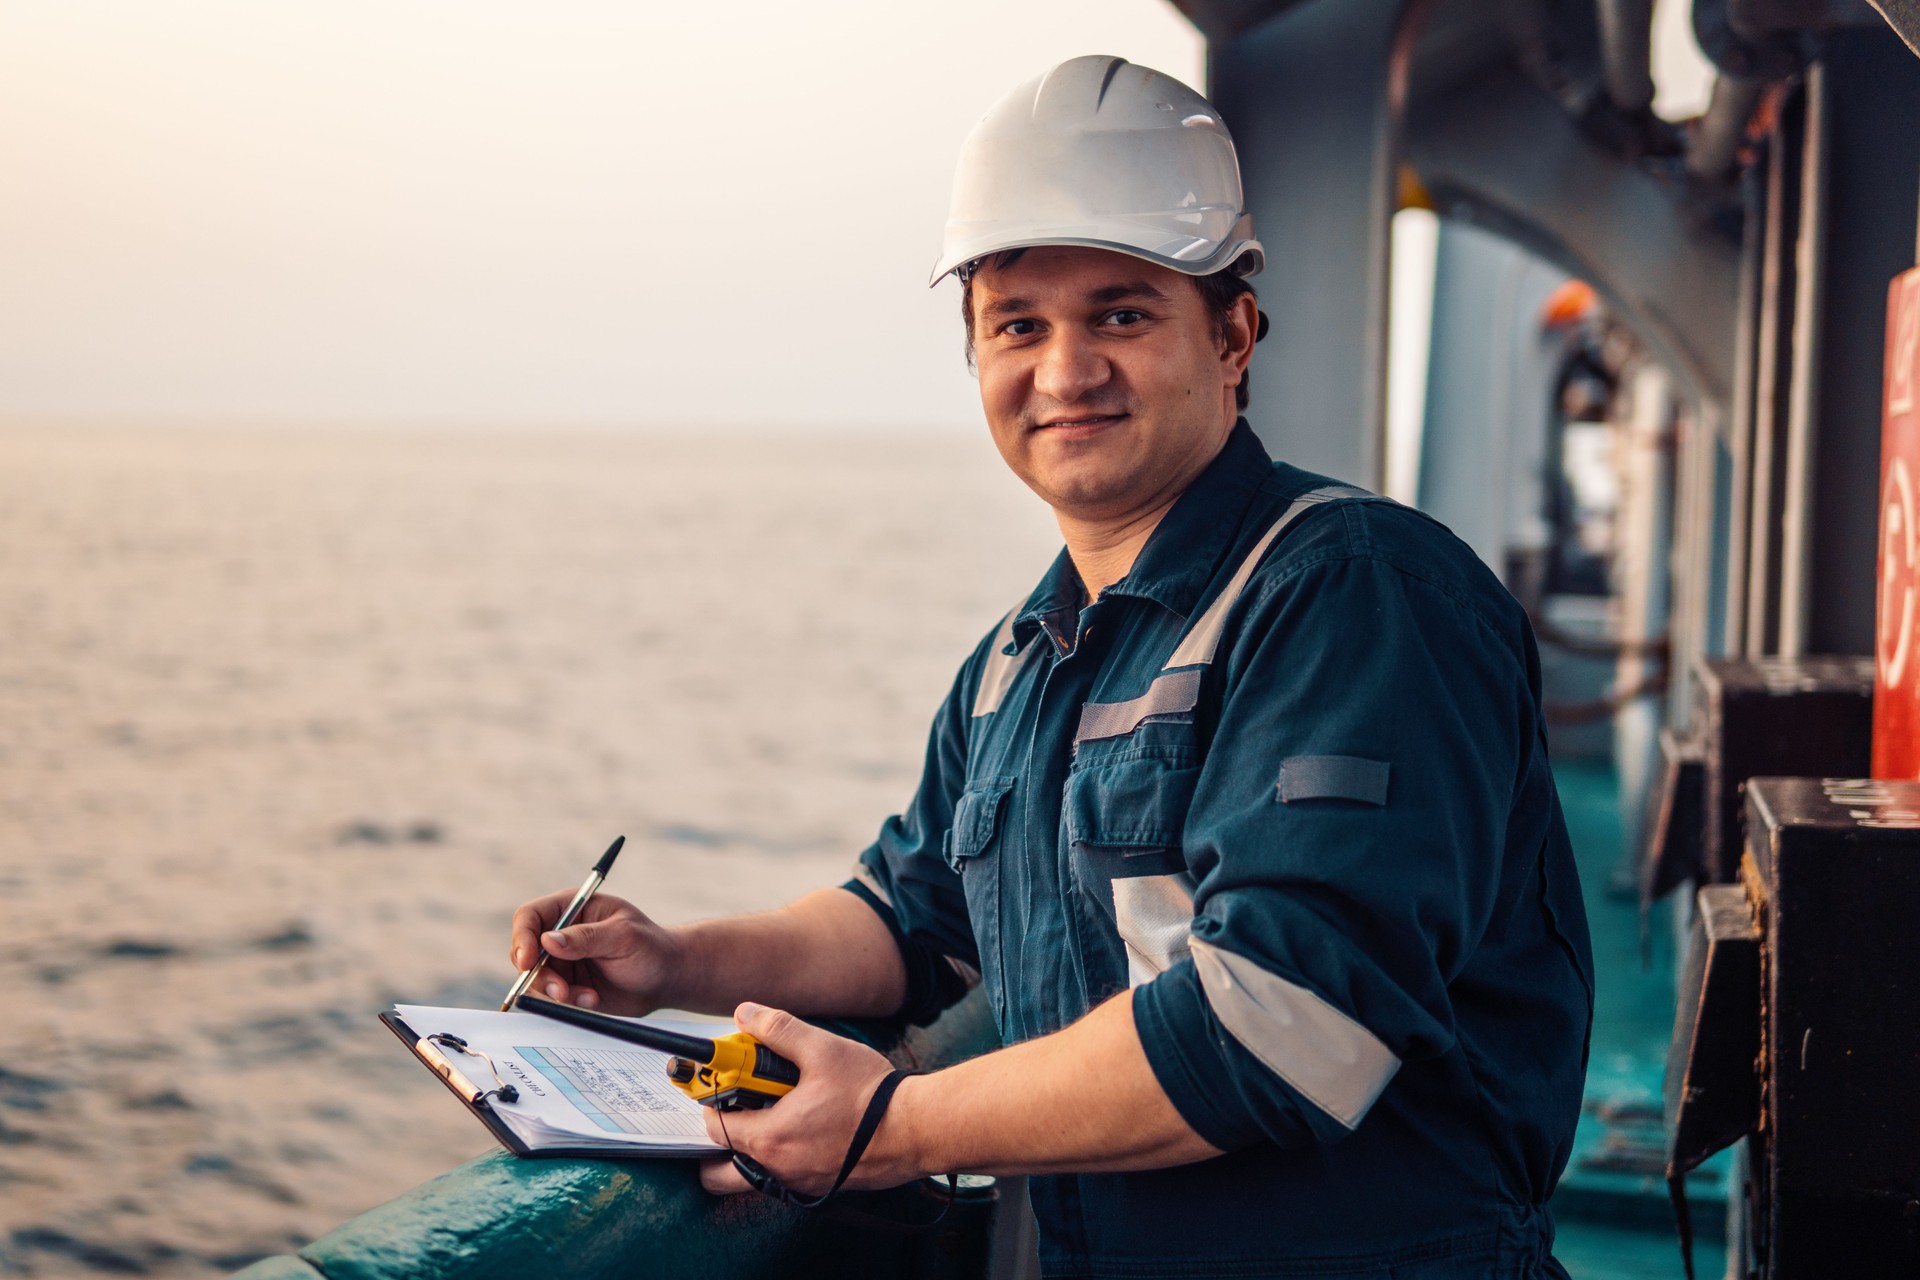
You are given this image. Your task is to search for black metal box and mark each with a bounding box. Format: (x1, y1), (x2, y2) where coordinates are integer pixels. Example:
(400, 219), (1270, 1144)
(1742, 777), (1920, 1277)
(1693, 658), (1873, 882)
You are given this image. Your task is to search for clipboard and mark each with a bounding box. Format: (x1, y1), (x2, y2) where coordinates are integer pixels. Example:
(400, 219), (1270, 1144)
(380, 1010), (690, 1160)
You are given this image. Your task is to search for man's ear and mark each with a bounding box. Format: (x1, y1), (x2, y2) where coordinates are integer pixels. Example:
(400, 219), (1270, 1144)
(1222, 293), (1259, 383)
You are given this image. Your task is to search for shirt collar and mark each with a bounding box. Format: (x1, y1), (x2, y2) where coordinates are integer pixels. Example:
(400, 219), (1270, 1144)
(1010, 545), (1085, 652)
(1008, 419), (1275, 650)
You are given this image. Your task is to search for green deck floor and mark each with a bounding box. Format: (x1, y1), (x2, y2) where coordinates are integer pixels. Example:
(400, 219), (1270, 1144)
(1549, 758), (1725, 1279)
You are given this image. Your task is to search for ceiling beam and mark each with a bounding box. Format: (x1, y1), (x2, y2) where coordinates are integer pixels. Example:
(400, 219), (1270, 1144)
(1405, 64), (1741, 413)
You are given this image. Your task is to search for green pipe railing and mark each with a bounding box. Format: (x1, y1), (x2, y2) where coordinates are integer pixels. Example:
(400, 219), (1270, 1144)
(232, 993), (1005, 1280)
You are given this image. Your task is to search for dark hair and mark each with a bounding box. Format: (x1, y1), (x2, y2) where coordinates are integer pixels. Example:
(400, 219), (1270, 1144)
(959, 250), (1259, 411)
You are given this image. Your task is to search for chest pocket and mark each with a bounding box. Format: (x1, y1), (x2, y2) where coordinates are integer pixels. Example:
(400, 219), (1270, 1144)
(945, 775), (1015, 871)
(1065, 741), (1201, 987)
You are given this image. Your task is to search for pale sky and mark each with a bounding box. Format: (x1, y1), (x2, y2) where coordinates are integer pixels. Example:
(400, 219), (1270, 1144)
(0, 2), (1713, 434)
(0, 2), (1203, 431)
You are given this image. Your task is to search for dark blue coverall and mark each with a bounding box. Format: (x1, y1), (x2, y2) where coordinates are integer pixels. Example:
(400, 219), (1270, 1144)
(846, 421), (1595, 1279)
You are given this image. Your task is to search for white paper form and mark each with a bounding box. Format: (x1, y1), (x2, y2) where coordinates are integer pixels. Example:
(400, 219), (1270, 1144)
(394, 1003), (729, 1154)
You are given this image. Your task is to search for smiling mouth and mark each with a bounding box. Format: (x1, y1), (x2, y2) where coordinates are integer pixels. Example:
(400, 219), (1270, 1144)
(1035, 413), (1128, 431)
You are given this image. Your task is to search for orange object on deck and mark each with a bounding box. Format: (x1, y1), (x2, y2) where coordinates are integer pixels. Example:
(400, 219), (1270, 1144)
(1540, 279), (1598, 329)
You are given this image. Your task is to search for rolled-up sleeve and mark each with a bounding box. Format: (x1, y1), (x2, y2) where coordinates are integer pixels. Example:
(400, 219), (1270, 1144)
(842, 647), (985, 1025)
(1132, 551), (1534, 1150)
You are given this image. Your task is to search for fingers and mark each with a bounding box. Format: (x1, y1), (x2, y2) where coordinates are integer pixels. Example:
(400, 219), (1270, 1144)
(732, 1002), (824, 1064)
(698, 1108), (765, 1197)
(509, 889), (579, 971)
(510, 891), (641, 972)
(539, 923), (625, 1010)
(699, 1157), (751, 1195)
(531, 970), (599, 1009)
(694, 1016), (903, 1200)
(701, 1093), (769, 1148)
(541, 918), (624, 962)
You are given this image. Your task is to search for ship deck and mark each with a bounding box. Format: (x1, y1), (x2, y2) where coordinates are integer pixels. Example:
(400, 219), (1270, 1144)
(1551, 759), (1724, 1279)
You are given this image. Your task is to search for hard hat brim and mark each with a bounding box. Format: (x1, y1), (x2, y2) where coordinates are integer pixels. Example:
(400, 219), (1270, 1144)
(928, 235), (1264, 288)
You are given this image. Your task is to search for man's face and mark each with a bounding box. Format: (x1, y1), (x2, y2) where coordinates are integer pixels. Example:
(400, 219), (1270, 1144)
(968, 246), (1252, 524)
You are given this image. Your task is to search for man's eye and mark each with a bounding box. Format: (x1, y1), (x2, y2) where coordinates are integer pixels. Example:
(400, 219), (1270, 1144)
(1105, 309), (1146, 327)
(1002, 319), (1039, 337)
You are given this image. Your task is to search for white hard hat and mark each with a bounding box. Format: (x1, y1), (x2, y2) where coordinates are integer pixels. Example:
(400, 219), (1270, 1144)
(930, 55), (1263, 287)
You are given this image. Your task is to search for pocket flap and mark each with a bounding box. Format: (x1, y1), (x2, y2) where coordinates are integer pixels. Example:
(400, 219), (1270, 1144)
(946, 775), (1015, 867)
(1276, 755), (1391, 806)
(1066, 758), (1201, 850)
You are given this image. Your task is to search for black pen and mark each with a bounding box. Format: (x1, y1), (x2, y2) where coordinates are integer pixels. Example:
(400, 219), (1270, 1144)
(501, 835), (625, 1011)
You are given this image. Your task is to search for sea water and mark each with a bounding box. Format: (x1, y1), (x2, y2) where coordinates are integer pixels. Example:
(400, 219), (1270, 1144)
(0, 423), (1056, 1276)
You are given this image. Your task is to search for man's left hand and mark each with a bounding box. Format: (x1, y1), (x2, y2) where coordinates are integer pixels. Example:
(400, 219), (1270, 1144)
(698, 1002), (921, 1197)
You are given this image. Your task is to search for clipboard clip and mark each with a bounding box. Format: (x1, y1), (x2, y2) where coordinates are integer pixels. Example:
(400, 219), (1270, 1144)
(420, 1033), (520, 1106)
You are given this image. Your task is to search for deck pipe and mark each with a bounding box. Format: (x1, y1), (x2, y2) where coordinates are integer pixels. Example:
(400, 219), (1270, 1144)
(1686, 74), (1765, 179)
(1597, 0), (1658, 114)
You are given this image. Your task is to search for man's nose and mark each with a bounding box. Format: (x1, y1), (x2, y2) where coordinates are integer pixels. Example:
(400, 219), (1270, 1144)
(1032, 331), (1111, 406)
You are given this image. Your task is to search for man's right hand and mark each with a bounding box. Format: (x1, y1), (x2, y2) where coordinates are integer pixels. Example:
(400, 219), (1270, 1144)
(508, 892), (680, 1015)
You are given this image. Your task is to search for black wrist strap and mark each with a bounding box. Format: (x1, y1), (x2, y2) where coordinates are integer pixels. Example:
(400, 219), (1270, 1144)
(734, 1068), (954, 1217)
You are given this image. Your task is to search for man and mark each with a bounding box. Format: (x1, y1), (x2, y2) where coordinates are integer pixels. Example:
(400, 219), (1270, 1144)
(511, 56), (1593, 1279)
